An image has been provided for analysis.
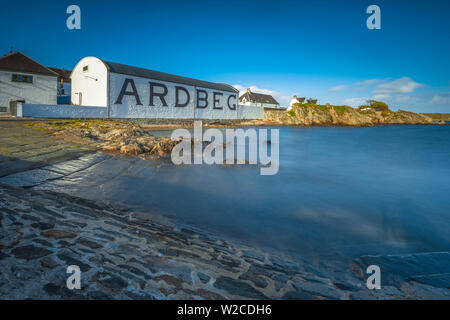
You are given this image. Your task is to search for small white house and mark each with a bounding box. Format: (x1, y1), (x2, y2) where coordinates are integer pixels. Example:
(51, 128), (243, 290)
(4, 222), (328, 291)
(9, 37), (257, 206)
(70, 56), (239, 119)
(0, 52), (58, 113)
(239, 88), (280, 108)
(289, 95), (306, 108)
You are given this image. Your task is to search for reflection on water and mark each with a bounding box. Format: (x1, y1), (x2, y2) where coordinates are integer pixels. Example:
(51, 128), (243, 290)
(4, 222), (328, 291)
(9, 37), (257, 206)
(36, 125), (450, 264)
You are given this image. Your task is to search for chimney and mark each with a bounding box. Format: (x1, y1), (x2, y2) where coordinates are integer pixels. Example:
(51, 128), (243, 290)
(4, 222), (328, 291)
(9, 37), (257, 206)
(247, 88), (251, 94)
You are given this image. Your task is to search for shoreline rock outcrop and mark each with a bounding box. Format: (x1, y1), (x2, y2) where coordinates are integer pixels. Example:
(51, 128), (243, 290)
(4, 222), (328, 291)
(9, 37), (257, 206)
(26, 120), (180, 160)
(263, 103), (442, 126)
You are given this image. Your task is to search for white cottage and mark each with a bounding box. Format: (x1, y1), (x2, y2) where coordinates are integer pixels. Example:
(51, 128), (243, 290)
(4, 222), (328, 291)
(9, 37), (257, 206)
(70, 57), (239, 119)
(239, 88), (280, 108)
(289, 95), (306, 108)
(0, 52), (58, 113)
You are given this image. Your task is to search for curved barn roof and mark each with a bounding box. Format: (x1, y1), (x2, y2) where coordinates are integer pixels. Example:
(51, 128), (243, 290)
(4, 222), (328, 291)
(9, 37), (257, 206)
(102, 60), (238, 93)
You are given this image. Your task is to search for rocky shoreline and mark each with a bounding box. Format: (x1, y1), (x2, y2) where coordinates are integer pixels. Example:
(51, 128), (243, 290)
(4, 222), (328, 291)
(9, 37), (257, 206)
(1, 119), (449, 300)
(264, 103), (444, 126)
(1, 182), (449, 300)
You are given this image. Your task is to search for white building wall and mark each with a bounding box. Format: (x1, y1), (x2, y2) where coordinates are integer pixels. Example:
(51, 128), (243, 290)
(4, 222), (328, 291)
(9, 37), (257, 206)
(0, 70), (57, 110)
(71, 57), (108, 107)
(240, 100), (279, 109)
(18, 103), (107, 118)
(237, 105), (264, 119)
(109, 72), (239, 119)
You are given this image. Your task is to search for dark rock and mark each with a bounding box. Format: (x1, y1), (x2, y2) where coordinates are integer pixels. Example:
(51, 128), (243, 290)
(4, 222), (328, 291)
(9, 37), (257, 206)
(158, 249), (179, 257)
(125, 292), (156, 300)
(43, 283), (62, 296)
(292, 280), (341, 300)
(155, 274), (183, 289)
(270, 257), (300, 273)
(102, 266), (147, 289)
(41, 256), (59, 269)
(282, 290), (316, 300)
(218, 255), (241, 269)
(78, 237), (103, 249)
(31, 222), (54, 230)
(117, 264), (149, 279)
(198, 272), (211, 284)
(214, 276), (268, 299)
(43, 283), (86, 300)
(242, 250), (265, 262)
(21, 214), (40, 222)
(32, 204), (65, 218)
(273, 273), (291, 291)
(93, 233), (115, 242)
(333, 281), (359, 291)
(97, 273), (128, 293)
(239, 272), (268, 288)
(0, 251), (9, 260)
(11, 245), (52, 260)
(87, 290), (114, 300)
(196, 289), (226, 300)
(57, 254), (91, 272)
(33, 239), (53, 247)
(41, 230), (77, 239)
(58, 240), (73, 247)
(247, 264), (273, 277)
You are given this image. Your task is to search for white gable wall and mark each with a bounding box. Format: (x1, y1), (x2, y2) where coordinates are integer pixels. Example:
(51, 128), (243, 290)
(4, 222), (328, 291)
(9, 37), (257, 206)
(71, 57), (108, 107)
(0, 70), (57, 110)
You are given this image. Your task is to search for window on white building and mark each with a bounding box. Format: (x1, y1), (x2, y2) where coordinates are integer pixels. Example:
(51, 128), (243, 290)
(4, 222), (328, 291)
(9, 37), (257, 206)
(12, 74), (33, 84)
(83, 65), (89, 72)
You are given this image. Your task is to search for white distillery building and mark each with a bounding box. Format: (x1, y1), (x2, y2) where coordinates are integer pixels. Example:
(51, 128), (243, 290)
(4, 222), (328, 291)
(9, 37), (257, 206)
(70, 56), (240, 119)
(0, 52), (58, 113)
(239, 88), (280, 109)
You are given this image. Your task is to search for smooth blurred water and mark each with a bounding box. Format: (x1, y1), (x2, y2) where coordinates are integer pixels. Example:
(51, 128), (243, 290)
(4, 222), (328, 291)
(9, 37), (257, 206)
(37, 125), (450, 262)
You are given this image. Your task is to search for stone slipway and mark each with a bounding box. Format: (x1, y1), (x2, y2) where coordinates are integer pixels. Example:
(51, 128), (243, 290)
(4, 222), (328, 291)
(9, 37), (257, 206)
(0, 119), (95, 178)
(1, 180), (449, 299)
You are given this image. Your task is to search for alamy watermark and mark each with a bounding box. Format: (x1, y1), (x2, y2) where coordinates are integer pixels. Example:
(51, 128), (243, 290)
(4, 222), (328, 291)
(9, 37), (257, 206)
(366, 5), (381, 30)
(66, 265), (81, 290)
(170, 121), (279, 175)
(366, 265), (381, 290)
(66, 5), (81, 30)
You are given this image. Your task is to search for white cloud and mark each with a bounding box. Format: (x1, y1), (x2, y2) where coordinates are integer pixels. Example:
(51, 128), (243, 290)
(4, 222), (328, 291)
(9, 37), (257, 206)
(343, 97), (367, 107)
(355, 79), (384, 86)
(373, 77), (425, 94)
(329, 85), (349, 92)
(371, 94), (391, 100)
(430, 92), (450, 105)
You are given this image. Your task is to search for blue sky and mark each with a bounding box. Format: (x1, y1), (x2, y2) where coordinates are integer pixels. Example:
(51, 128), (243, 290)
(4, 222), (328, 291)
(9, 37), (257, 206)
(0, 0), (449, 112)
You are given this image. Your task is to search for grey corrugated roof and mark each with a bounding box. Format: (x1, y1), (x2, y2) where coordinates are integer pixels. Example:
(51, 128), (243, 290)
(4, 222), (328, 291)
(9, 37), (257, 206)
(103, 60), (238, 93)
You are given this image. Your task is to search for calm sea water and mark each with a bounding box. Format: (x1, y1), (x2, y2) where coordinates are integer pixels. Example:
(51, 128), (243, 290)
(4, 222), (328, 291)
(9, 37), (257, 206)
(37, 125), (450, 263)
